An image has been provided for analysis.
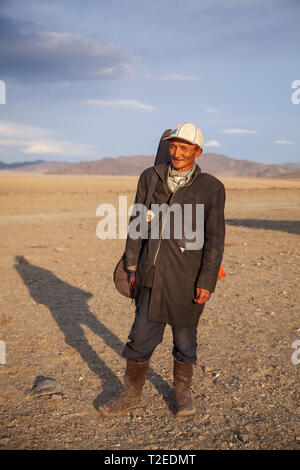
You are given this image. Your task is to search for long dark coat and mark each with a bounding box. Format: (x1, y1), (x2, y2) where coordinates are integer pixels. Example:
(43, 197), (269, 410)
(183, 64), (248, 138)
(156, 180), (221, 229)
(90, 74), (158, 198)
(125, 162), (226, 328)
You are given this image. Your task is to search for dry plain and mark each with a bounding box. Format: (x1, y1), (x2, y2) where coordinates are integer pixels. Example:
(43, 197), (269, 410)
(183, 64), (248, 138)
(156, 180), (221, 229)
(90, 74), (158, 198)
(0, 172), (299, 450)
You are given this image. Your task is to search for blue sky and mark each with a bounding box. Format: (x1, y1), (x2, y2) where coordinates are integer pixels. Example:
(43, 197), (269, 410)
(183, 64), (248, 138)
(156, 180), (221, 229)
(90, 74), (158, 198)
(0, 0), (299, 164)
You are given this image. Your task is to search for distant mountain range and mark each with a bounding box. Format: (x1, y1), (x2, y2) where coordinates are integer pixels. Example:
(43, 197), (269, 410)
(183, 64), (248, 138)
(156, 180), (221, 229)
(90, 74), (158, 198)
(0, 160), (72, 174)
(1, 154), (300, 178)
(0, 159), (44, 169)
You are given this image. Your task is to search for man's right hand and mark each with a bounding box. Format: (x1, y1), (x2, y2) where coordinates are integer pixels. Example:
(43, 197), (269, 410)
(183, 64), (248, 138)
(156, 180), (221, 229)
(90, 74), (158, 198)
(194, 287), (211, 304)
(127, 272), (136, 290)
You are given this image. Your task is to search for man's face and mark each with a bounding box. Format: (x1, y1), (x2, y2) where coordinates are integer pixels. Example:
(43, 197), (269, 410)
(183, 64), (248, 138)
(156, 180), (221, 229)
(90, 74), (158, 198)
(168, 138), (202, 172)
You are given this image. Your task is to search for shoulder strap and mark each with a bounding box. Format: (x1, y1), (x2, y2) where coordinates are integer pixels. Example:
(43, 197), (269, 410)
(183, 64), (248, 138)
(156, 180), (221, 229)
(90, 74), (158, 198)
(154, 129), (171, 166)
(144, 171), (158, 209)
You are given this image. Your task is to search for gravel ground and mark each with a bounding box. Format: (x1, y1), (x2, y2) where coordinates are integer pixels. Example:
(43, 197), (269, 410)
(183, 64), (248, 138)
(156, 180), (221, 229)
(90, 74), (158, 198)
(0, 173), (299, 450)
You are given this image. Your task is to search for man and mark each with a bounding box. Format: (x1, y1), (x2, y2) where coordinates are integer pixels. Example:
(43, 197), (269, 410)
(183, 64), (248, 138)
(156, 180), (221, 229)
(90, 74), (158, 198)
(100, 122), (226, 417)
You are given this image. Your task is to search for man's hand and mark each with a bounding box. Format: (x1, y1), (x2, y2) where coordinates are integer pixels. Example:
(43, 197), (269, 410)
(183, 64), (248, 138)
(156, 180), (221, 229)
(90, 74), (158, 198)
(194, 288), (211, 304)
(127, 271), (136, 290)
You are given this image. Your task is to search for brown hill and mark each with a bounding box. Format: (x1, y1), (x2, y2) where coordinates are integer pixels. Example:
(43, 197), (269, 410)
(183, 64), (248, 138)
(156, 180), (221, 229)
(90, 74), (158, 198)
(271, 171), (300, 179)
(1, 153), (299, 177)
(0, 161), (72, 174)
(46, 155), (155, 176)
(197, 153), (287, 178)
(45, 153), (300, 178)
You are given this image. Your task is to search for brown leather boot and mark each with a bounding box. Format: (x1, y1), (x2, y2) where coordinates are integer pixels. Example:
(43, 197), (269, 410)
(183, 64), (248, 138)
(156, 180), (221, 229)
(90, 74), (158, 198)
(100, 358), (150, 417)
(173, 358), (196, 417)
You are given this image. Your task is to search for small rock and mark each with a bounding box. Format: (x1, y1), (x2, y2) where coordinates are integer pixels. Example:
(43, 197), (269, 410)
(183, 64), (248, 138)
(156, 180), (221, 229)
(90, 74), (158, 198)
(7, 419), (19, 427)
(234, 430), (249, 444)
(27, 376), (63, 398)
(0, 437), (10, 446)
(255, 310), (264, 316)
(51, 394), (63, 401)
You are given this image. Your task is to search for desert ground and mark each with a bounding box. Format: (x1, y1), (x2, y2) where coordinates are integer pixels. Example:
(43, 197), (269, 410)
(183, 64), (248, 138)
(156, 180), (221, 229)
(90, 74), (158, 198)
(0, 172), (299, 450)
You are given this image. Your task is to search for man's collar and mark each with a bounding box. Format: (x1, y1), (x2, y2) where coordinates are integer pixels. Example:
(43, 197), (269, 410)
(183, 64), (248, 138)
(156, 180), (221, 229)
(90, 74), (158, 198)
(154, 161), (201, 182)
(169, 162), (196, 177)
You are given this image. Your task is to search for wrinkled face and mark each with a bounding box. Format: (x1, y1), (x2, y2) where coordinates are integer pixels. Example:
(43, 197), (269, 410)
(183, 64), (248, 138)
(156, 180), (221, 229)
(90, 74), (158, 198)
(168, 138), (202, 172)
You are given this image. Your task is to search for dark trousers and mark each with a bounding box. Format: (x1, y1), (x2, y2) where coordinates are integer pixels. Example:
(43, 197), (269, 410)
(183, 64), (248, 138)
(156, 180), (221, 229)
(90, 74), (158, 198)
(122, 288), (198, 363)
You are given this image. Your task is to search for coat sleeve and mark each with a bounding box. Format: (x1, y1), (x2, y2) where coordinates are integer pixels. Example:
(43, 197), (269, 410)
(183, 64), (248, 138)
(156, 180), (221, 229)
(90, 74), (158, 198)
(196, 183), (226, 293)
(124, 171), (148, 270)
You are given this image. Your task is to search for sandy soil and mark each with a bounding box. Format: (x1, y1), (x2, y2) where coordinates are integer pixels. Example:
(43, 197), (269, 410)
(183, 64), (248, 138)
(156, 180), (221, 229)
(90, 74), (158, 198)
(0, 172), (299, 450)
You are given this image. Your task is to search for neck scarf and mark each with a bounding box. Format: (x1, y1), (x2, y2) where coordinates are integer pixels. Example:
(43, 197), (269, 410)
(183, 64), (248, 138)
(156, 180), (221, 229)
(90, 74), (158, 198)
(167, 162), (196, 193)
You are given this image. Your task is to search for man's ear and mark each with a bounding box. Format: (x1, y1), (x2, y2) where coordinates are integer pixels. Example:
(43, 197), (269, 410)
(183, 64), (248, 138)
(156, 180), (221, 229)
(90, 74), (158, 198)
(196, 147), (203, 157)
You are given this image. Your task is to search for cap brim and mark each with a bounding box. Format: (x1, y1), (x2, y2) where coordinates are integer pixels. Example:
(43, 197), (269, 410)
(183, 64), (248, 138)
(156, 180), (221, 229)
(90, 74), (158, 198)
(162, 134), (195, 145)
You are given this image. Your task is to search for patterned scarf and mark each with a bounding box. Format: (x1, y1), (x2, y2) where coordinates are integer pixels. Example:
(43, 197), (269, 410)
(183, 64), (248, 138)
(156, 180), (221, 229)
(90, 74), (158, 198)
(167, 162), (196, 193)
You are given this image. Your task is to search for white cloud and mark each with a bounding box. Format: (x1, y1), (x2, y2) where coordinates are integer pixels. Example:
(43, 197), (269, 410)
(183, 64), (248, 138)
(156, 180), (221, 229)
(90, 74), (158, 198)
(0, 121), (50, 139)
(200, 105), (221, 113)
(23, 140), (96, 157)
(221, 128), (257, 134)
(84, 99), (154, 112)
(0, 139), (29, 147)
(205, 107), (221, 113)
(0, 120), (96, 157)
(204, 140), (226, 148)
(274, 140), (295, 145)
(159, 73), (198, 81)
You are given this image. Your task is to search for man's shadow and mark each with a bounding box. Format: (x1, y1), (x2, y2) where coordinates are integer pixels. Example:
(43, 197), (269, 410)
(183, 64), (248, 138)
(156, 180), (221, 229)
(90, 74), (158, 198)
(15, 256), (173, 412)
(226, 218), (300, 235)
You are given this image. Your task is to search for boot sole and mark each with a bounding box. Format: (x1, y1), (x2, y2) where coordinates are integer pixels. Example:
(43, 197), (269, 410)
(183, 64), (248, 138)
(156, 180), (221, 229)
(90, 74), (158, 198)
(99, 402), (140, 417)
(176, 407), (196, 417)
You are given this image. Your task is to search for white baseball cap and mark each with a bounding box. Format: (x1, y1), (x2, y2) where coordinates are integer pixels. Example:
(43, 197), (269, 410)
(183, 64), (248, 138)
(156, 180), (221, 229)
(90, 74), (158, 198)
(163, 122), (204, 149)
